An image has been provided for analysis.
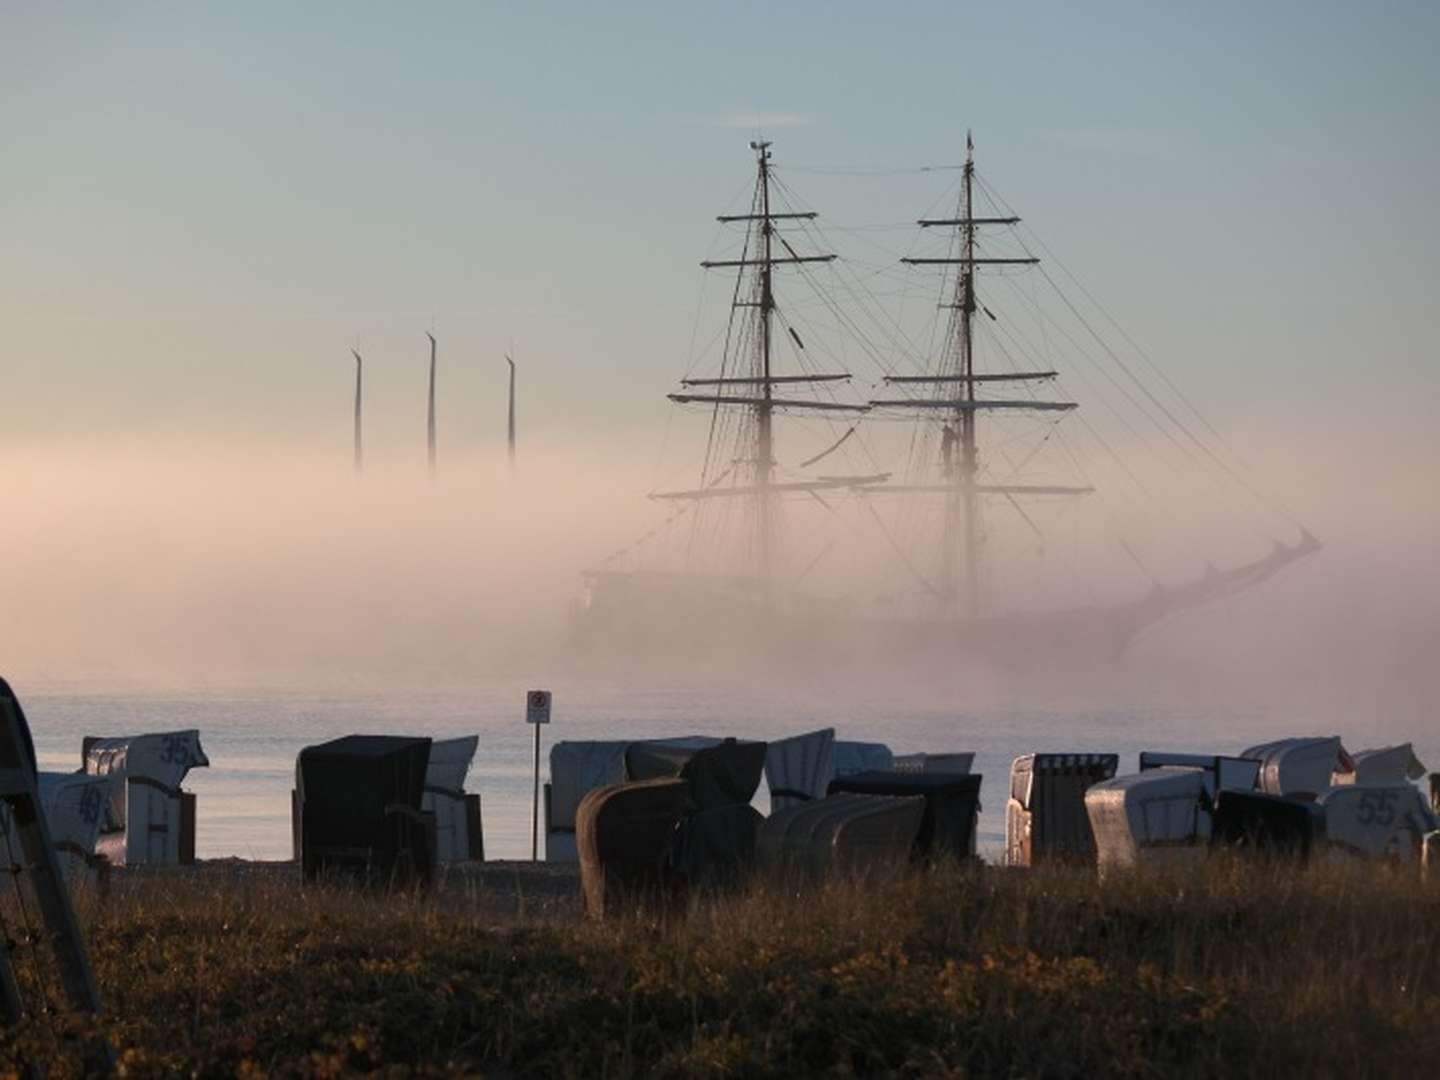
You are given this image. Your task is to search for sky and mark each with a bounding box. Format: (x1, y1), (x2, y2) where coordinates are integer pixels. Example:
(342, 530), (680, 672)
(0, 2), (1437, 702)
(2, 1), (1437, 455)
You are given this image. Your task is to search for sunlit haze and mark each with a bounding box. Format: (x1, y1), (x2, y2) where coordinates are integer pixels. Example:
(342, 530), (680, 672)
(2, 3), (1436, 729)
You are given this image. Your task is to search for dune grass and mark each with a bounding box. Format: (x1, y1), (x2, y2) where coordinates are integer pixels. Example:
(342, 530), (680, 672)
(0, 855), (1437, 1077)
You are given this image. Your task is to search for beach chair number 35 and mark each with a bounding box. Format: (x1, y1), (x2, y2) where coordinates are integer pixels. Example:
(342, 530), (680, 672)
(1355, 790), (1398, 827)
(158, 735), (191, 766)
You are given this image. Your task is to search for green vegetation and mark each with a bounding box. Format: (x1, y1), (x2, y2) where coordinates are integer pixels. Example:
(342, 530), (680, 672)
(2, 856), (1438, 1077)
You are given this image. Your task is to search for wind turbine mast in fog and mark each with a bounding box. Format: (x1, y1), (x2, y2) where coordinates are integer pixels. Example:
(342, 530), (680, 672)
(351, 349), (364, 474)
(426, 331), (437, 476)
(506, 350), (516, 470)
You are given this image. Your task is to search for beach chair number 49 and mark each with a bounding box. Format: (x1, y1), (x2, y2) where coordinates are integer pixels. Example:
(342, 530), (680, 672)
(1355, 790), (1398, 828)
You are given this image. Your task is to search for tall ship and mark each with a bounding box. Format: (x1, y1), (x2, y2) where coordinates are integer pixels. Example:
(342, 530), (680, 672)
(574, 136), (1318, 669)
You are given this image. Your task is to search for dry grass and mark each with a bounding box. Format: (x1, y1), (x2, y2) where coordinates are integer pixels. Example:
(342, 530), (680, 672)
(0, 855), (1437, 1077)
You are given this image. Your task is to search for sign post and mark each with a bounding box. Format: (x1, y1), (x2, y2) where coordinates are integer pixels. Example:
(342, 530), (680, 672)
(526, 689), (552, 861)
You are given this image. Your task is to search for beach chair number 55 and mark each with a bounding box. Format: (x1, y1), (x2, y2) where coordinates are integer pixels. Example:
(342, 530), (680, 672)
(1355, 790), (1398, 827)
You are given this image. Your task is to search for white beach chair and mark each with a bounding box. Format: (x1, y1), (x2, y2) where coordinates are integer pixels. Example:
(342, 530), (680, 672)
(1318, 785), (1437, 861)
(423, 736), (483, 863)
(83, 730), (208, 866)
(0, 772), (110, 883)
(1086, 768), (1210, 872)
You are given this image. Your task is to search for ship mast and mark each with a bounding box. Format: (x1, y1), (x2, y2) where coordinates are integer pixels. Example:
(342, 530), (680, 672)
(659, 140), (873, 592)
(756, 141), (776, 584)
(871, 133), (1089, 620)
(953, 138), (980, 616)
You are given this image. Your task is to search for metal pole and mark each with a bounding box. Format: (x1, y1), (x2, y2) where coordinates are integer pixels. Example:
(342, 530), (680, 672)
(426, 332), (437, 476)
(506, 353), (516, 470)
(531, 721), (541, 861)
(352, 350), (363, 474)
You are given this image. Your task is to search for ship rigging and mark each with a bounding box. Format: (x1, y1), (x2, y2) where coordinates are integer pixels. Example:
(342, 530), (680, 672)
(576, 136), (1319, 665)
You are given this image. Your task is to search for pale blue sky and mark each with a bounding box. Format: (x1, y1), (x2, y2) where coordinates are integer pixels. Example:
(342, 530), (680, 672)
(2, 1), (1436, 454)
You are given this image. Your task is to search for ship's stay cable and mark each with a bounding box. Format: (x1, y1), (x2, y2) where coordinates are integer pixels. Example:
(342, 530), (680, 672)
(785, 164), (966, 176)
(975, 170), (1234, 454)
(866, 502), (941, 600)
(982, 283), (1155, 493)
(975, 170), (1305, 531)
(982, 273), (1273, 548)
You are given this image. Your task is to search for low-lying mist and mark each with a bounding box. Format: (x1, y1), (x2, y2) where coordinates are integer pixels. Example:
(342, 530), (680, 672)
(0, 422), (1434, 735)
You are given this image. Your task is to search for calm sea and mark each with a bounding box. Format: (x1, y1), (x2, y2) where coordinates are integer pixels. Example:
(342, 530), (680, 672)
(19, 683), (1436, 862)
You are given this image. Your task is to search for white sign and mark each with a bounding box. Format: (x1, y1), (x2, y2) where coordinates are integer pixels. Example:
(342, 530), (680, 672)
(526, 689), (552, 725)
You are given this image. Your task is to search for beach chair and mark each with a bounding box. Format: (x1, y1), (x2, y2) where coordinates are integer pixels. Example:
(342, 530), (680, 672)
(1086, 768), (1210, 872)
(83, 730), (208, 866)
(1006, 753), (1118, 867)
(576, 779), (687, 918)
(545, 740), (633, 862)
(0, 679), (109, 1064)
(296, 735), (434, 887)
(1211, 790), (1325, 859)
(545, 736), (719, 861)
(423, 736), (483, 863)
(1, 772), (111, 885)
(757, 793), (925, 878)
(1317, 785), (1437, 861)
(626, 737), (768, 886)
(828, 771), (982, 862)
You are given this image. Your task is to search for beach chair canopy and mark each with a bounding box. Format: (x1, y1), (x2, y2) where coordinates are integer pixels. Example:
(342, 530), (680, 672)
(764, 728), (836, 813)
(828, 770), (982, 861)
(1240, 736), (1351, 797)
(1343, 744), (1427, 787)
(1138, 752), (1260, 798)
(625, 737), (767, 811)
(425, 736), (478, 795)
(84, 730), (209, 830)
(892, 752), (974, 776)
(833, 741), (894, 778)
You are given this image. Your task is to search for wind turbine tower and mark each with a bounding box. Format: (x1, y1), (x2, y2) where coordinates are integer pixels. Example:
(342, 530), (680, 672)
(351, 349), (363, 474)
(426, 332), (437, 475)
(506, 352), (516, 469)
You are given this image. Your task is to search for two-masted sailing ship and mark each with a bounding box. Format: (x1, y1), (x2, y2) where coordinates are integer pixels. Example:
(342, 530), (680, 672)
(573, 136), (1319, 669)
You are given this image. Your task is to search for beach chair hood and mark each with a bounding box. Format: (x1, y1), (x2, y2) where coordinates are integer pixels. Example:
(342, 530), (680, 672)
(85, 730), (209, 830)
(764, 728), (836, 812)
